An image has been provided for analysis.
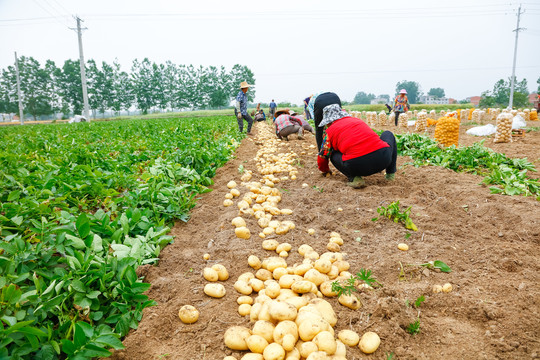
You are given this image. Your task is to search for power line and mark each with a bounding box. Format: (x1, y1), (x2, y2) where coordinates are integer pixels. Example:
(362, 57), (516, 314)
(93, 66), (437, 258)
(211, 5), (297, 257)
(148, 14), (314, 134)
(30, 0), (70, 28)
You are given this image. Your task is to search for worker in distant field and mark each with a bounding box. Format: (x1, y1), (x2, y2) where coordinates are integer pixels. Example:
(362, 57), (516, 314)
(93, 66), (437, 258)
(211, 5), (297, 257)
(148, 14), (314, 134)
(235, 81), (254, 135)
(269, 99), (277, 119)
(303, 95), (313, 120)
(317, 103), (397, 188)
(274, 112), (304, 141)
(393, 89), (410, 126)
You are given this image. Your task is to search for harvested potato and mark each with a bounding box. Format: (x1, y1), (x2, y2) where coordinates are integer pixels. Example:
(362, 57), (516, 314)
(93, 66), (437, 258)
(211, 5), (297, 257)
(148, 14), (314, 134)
(358, 331), (380, 354)
(227, 181), (238, 189)
(432, 284), (443, 293)
(246, 334), (269, 354)
(298, 341), (318, 358)
(203, 267), (219, 282)
(398, 243), (409, 251)
(329, 237), (344, 246)
(326, 242), (340, 252)
(252, 320), (276, 343)
(294, 263), (313, 276)
(239, 272), (255, 283)
(304, 269), (326, 286)
(298, 317), (330, 341)
(249, 278), (265, 292)
(335, 340), (347, 357)
(314, 259), (332, 274)
(204, 283), (226, 298)
(263, 343), (286, 360)
(178, 305), (199, 324)
(265, 281), (281, 299)
(276, 243), (292, 253)
(238, 296), (254, 305)
(224, 326), (251, 350)
(338, 294), (361, 310)
(313, 331), (337, 355)
(203, 253), (210, 260)
(262, 239), (279, 251)
(256, 269), (273, 281)
(234, 280), (253, 295)
(239, 303), (252, 316)
(282, 333), (296, 352)
(223, 199), (234, 207)
(249, 255), (262, 270)
(442, 283), (453, 293)
(273, 267), (288, 280)
(279, 251), (288, 258)
(298, 244), (314, 256)
(281, 208), (293, 215)
(231, 188), (241, 197)
(307, 228), (316, 235)
(225, 193), (234, 200)
(273, 320), (299, 344)
(338, 330), (360, 346)
(319, 281), (338, 297)
(236, 227), (251, 240)
(269, 300), (298, 321)
(232, 217), (247, 228)
(212, 264), (229, 281)
(266, 257), (287, 272)
(291, 281), (314, 294)
(310, 298), (337, 327)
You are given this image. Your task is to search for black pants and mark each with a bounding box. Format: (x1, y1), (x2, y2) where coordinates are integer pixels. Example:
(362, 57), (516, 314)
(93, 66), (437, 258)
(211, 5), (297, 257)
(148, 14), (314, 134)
(234, 109), (253, 133)
(395, 111), (402, 126)
(313, 92), (341, 150)
(330, 131), (397, 181)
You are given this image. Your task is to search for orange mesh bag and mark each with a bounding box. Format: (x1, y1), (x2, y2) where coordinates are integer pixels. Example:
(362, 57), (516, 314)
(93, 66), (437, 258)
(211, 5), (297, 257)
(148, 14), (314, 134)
(434, 116), (460, 147)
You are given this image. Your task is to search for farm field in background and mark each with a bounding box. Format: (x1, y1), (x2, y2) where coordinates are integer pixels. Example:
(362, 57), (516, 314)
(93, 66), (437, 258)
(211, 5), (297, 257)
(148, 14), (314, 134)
(1, 111), (539, 360)
(0, 117), (242, 359)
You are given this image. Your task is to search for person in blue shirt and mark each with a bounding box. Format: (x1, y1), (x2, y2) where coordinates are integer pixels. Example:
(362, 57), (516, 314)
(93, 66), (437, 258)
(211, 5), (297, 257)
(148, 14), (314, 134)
(235, 81), (254, 135)
(269, 99), (277, 120)
(304, 95), (313, 120)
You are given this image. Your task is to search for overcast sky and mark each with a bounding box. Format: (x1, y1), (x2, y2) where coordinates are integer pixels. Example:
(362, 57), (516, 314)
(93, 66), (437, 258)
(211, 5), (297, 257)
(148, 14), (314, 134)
(1, 0), (539, 104)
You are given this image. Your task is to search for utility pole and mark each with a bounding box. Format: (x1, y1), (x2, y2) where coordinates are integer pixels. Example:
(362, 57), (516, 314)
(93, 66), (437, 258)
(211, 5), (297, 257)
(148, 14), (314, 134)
(508, 4), (525, 109)
(14, 52), (24, 125)
(73, 16), (90, 121)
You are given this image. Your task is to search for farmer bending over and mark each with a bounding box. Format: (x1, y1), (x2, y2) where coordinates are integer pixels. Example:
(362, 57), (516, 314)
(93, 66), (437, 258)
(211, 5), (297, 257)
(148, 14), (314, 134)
(317, 103), (397, 188)
(274, 111), (304, 141)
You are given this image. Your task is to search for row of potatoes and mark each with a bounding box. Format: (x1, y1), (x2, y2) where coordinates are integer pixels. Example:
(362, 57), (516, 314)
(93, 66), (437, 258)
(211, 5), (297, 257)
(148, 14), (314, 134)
(221, 235), (380, 360)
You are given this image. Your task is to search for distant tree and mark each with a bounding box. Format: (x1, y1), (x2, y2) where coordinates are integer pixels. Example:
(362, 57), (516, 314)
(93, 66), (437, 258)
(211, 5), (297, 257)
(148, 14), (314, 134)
(481, 77), (529, 108)
(458, 99), (470, 104)
(229, 64), (256, 102)
(87, 60), (114, 118)
(353, 91), (375, 104)
(0, 70), (18, 114)
(379, 94), (390, 102)
(131, 58), (155, 114)
(204, 65), (231, 109)
(395, 80), (421, 104)
(428, 88), (445, 99)
(55, 59), (83, 115)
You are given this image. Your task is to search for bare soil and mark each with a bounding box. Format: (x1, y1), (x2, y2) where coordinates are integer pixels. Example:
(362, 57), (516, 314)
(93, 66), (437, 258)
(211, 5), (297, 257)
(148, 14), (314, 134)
(110, 120), (540, 360)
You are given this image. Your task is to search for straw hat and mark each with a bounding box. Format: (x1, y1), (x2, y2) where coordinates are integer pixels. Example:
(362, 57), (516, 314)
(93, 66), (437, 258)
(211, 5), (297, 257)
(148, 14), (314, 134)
(274, 109), (290, 117)
(240, 81), (253, 89)
(399, 89), (407, 94)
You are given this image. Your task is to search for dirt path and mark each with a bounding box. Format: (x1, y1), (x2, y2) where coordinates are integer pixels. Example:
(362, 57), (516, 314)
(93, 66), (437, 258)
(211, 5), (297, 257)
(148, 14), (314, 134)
(111, 121), (540, 360)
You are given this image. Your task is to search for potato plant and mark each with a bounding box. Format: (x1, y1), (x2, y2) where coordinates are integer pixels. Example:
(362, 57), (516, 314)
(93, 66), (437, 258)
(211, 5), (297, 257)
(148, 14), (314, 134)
(0, 117), (243, 359)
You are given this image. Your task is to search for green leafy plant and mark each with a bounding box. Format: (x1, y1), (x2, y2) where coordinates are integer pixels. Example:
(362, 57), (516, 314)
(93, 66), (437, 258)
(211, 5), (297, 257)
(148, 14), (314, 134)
(413, 295), (426, 308)
(396, 133), (540, 200)
(386, 352), (396, 360)
(0, 116), (243, 359)
(405, 318), (421, 335)
(374, 201), (418, 231)
(412, 260), (452, 273)
(331, 268), (381, 297)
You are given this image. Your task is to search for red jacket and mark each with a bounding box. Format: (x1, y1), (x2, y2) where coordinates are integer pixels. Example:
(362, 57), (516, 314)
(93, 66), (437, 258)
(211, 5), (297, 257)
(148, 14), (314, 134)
(317, 116), (389, 172)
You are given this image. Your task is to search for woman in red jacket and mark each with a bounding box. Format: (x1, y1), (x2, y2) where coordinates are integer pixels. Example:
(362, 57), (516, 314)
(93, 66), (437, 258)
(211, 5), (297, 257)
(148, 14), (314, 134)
(317, 103), (397, 188)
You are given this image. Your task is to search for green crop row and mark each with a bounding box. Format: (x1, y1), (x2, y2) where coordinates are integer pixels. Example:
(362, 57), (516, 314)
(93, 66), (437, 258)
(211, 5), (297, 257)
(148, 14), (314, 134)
(0, 117), (243, 359)
(396, 133), (540, 199)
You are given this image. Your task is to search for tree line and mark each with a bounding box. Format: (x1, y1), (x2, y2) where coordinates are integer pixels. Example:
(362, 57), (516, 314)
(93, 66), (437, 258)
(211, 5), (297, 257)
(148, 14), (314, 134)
(0, 57), (256, 119)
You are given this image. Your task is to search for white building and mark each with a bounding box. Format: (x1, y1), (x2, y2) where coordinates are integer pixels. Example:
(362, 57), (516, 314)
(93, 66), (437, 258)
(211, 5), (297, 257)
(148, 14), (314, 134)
(419, 96), (450, 104)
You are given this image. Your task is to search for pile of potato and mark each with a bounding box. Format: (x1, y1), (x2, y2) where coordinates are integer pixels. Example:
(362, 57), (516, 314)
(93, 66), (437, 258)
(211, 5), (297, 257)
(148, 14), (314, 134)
(429, 110), (437, 120)
(377, 111), (387, 127)
(531, 109), (538, 121)
(494, 112), (513, 143)
(434, 116), (460, 147)
(415, 111), (428, 132)
(222, 233), (381, 359)
(413, 110), (418, 118)
(388, 112), (395, 126)
(398, 111), (408, 128)
(364, 112), (376, 127)
(523, 109), (530, 121)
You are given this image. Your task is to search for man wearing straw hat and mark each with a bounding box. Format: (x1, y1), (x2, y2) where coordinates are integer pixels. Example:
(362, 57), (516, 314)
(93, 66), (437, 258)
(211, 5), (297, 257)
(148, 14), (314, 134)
(235, 81), (254, 135)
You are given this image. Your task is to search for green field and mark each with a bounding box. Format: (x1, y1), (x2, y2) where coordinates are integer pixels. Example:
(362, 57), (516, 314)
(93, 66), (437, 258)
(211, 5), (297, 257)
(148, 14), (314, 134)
(0, 117), (242, 359)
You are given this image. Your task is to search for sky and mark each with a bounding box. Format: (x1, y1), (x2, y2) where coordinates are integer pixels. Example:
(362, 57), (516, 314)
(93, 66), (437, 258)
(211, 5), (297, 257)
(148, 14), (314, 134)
(1, 0), (539, 105)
